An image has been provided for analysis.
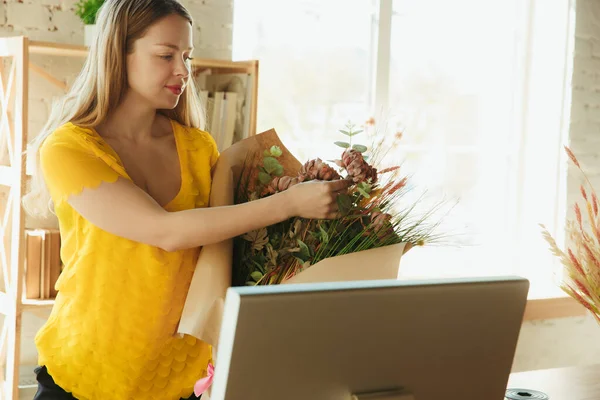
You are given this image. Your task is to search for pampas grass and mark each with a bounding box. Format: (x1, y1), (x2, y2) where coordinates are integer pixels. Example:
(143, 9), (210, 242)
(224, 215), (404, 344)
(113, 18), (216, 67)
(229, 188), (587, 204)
(541, 146), (600, 323)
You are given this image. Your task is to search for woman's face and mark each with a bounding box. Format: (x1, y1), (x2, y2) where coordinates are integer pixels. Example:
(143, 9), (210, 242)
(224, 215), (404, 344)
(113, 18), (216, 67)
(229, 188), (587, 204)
(126, 13), (194, 110)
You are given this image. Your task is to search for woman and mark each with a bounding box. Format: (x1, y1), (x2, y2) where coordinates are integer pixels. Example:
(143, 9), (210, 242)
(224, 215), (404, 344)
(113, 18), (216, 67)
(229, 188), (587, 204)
(23, 1), (348, 399)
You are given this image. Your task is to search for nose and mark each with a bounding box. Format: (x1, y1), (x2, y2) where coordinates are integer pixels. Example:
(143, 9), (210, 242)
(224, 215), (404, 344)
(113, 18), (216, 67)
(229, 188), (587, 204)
(175, 57), (191, 80)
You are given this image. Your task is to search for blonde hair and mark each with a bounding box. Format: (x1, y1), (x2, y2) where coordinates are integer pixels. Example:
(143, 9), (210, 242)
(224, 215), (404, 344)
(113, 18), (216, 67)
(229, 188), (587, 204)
(23, 0), (205, 218)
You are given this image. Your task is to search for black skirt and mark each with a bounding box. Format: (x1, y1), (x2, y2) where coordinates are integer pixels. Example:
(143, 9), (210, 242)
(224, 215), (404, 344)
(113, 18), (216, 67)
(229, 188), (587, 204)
(33, 366), (201, 400)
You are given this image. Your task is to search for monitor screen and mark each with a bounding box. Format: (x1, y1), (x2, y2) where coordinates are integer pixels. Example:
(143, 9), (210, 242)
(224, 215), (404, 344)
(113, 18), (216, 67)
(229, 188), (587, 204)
(211, 277), (529, 400)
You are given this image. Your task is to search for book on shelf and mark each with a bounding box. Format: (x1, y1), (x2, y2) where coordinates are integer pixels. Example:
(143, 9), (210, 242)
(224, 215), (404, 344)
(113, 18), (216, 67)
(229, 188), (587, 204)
(24, 228), (62, 300)
(193, 71), (254, 146)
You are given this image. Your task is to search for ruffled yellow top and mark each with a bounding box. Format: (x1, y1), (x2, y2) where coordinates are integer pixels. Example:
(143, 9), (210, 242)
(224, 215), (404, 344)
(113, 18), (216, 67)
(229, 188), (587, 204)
(35, 119), (218, 400)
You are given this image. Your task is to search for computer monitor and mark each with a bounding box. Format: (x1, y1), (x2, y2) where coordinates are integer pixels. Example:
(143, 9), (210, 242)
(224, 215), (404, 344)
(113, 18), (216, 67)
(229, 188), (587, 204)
(211, 277), (529, 400)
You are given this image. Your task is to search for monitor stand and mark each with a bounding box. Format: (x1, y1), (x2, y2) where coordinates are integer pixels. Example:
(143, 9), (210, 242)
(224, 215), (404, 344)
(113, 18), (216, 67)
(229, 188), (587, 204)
(352, 389), (415, 400)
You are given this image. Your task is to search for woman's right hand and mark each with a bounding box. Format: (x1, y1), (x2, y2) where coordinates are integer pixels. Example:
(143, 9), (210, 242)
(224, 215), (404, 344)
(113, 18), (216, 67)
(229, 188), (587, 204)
(283, 179), (351, 219)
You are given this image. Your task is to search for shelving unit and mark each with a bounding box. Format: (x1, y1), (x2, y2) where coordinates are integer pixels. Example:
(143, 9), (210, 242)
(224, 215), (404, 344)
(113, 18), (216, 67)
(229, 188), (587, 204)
(0, 36), (259, 399)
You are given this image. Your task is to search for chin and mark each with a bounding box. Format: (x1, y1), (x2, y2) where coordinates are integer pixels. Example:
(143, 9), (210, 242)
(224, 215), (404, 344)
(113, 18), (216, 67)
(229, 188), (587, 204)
(157, 99), (180, 110)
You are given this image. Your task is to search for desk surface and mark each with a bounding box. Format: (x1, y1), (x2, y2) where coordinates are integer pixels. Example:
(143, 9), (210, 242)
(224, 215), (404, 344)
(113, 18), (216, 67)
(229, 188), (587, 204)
(507, 364), (600, 399)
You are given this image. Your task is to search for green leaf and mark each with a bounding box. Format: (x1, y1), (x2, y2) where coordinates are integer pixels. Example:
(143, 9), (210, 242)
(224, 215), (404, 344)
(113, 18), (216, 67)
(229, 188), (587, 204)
(357, 187), (370, 198)
(263, 156), (281, 174)
(246, 281), (256, 286)
(319, 225), (330, 244)
(258, 171), (272, 185)
(339, 129), (352, 136)
(358, 182), (372, 193)
(334, 141), (350, 149)
(352, 144), (368, 153)
(74, 0), (104, 25)
(349, 129), (363, 137)
(336, 193), (352, 213)
(251, 271), (263, 282)
(270, 146), (283, 157)
(273, 164), (284, 177)
(294, 239), (311, 262)
(263, 149), (271, 157)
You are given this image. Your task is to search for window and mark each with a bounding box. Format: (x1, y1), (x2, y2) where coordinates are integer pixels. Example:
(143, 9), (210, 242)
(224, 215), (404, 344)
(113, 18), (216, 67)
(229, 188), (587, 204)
(233, 0), (574, 299)
(232, 0), (375, 162)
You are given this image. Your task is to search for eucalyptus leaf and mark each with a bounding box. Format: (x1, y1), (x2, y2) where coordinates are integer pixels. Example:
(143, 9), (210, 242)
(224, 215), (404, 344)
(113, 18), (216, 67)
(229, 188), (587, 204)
(258, 172), (272, 185)
(352, 144), (368, 153)
(263, 156), (281, 174)
(251, 271), (263, 282)
(349, 129), (363, 137)
(270, 146), (283, 157)
(334, 141), (350, 149)
(273, 164), (284, 177)
(339, 130), (351, 136)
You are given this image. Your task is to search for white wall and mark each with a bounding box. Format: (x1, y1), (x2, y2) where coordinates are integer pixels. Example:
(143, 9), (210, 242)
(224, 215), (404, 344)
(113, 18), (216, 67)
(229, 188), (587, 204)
(3, 0), (600, 381)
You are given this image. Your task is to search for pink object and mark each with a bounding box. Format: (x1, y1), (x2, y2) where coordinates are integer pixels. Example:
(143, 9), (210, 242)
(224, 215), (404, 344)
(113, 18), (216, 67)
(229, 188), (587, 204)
(194, 362), (215, 396)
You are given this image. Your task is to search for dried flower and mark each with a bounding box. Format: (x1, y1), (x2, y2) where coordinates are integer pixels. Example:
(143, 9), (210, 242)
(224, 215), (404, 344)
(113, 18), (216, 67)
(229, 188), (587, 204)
(369, 211), (394, 239)
(242, 228), (268, 251)
(267, 176), (301, 194)
(300, 158), (341, 181)
(541, 146), (600, 326)
(581, 185), (589, 201)
(565, 146), (580, 168)
(341, 149), (378, 183)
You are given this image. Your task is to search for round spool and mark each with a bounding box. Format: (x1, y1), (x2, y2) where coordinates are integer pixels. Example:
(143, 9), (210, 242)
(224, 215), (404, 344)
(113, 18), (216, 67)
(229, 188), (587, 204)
(505, 388), (550, 400)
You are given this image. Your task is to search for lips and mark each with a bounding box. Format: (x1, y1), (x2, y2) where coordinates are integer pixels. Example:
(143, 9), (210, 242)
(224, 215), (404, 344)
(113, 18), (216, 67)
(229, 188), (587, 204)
(166, 85), (183, 95)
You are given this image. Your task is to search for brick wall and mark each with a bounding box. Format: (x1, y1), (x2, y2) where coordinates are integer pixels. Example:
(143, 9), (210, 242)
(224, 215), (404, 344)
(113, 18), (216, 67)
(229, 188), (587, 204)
(0, 0), (233, 56)
(568, 0), (600, 205)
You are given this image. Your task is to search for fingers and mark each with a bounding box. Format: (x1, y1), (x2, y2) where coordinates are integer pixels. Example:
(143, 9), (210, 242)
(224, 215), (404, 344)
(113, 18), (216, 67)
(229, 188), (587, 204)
(322, 196), (340, 219)
(324, 211), (343, 220)
(325, 179), (352, 192)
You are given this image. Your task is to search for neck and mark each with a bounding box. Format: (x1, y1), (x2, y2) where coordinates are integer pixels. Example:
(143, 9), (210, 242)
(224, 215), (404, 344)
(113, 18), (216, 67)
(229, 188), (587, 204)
(96, 91), (160, 142)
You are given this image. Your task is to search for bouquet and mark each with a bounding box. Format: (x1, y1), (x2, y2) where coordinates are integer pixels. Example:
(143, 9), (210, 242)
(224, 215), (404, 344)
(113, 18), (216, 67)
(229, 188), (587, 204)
(541, 147), (600, 323)
(232, 123), (441, 286)
(177, 123), (445, 342)
(179, 123), (446, 398)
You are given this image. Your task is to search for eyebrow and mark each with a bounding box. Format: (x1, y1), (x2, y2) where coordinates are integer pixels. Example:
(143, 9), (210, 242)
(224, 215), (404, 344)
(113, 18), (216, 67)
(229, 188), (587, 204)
(154, 43), (194, 51)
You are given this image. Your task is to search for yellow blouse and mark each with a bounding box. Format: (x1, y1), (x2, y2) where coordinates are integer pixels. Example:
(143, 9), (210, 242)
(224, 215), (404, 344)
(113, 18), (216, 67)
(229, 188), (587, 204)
(35, 119), (218, 400)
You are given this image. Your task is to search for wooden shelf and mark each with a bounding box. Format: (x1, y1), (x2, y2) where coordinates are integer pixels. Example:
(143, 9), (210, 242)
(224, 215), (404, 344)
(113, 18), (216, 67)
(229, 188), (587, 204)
(523, 296), (587, 321)
(21, 298), (55, 310)
(29, 41), (88, 58)
(28, 40), (258, 72)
